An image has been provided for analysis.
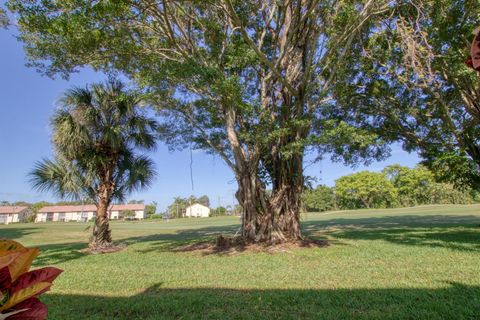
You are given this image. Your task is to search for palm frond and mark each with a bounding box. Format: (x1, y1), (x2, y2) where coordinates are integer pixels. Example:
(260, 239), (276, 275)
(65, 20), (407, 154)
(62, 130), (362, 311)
(59, 86), (93, 109)
(113, 154), (156, 200)
(33, 79), (158, 204)
(30, 159), (82, 200)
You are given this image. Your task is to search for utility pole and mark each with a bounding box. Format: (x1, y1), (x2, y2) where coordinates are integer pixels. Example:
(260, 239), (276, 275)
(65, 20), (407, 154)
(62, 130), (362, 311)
(81, 197), (85, 222)
(230, 189), (236, 215)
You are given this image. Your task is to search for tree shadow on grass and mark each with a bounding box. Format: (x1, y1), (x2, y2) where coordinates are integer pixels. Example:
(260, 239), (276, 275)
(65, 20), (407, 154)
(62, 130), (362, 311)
(0, 226), (41, 240)
(0, 225), (87, 265)
(43, 282), (480, 320)
(303, 215), (480, 252)
(33, 242), (87, 266)
(122, 215), (480, 254)
(6, 214), (480, 263)
(123, 224), (241, 254)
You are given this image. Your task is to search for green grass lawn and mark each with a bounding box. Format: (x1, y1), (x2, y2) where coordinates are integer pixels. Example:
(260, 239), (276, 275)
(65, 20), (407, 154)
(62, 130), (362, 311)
(2, 204), (480, 319)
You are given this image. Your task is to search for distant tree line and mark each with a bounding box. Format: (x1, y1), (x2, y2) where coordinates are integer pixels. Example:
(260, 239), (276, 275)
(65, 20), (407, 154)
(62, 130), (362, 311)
(209, 205), (242, 217)
(302, 165), (479, 212)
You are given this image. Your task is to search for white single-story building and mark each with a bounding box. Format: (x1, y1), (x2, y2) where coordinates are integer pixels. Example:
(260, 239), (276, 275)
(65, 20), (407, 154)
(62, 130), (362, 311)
(36, 204), (146, 222)
(36, 205), (96, 222)
(108, 204), (146, 220)
(185, 203), (210, 218)
(0, 206), (32, 224)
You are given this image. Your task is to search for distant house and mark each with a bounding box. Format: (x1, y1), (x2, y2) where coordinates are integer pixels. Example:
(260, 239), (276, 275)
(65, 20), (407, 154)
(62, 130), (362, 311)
(108, 204), (146, 220)
(35, 204), (146, 222)
(36, 205), (96, 222)
(185, 203), (210, 218)
(0, 206), (32, 224)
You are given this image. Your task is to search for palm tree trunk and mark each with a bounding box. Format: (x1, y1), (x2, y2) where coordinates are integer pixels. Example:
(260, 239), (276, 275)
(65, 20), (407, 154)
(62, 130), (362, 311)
(90, 186), (112, 248)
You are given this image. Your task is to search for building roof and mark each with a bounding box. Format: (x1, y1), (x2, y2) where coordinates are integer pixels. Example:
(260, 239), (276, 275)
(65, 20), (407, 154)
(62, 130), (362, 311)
(111, 204), (146, 211)
(0, 206), (29, 214)
(186, 203), (210, 210)
(38, 204), (145, 213)
(38, 205), (97, 213)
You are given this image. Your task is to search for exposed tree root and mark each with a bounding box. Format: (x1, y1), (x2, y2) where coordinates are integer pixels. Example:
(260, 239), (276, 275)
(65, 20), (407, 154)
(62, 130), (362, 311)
(173, 235), (329, 255)
(80, 243), (127, 254)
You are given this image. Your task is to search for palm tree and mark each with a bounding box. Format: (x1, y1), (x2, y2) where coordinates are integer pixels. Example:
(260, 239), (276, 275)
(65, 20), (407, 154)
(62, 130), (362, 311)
(30, 80), (158, 248)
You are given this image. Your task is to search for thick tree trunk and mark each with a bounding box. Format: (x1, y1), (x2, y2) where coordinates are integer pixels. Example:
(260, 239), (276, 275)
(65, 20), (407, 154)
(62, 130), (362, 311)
(361, 199), (371, 209)
(90, 185), (112, 248)
(236, 155), (304, 244)
(269, 153), (304, 241)
(225, 93), (305, 243)
(235, 168), (267, 241)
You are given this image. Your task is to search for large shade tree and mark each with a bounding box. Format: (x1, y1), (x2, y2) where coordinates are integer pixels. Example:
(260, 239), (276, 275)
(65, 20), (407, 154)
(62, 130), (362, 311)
(328, 0), (480, 190)
(9, 0), (391, 243)
(30, 80), (158, 248)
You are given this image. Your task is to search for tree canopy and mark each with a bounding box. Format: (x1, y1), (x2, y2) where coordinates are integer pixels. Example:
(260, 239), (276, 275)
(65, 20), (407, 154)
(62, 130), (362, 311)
(329, 0), (480, 190)
(383, 165), (434, 207)
(0, 8), (8, 28)
(302, 185), (336, 212)
(7, 0), (395, 242)
(335, 171), (398, 209)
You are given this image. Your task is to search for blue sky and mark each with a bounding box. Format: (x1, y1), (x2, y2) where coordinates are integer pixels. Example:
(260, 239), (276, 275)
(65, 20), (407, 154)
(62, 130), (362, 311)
(0, 27), (421, 211)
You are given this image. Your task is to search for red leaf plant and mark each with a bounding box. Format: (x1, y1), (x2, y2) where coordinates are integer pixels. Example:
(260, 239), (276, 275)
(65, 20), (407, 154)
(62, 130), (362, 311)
(0, 240), (62, 320)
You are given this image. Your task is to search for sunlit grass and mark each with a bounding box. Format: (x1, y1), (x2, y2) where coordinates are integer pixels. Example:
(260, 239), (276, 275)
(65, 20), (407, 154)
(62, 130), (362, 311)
(2, 204), (480, 319)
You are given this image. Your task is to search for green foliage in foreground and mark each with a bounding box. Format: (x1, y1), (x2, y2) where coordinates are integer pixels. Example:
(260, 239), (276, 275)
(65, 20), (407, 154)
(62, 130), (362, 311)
(1, 204), (480, 319)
